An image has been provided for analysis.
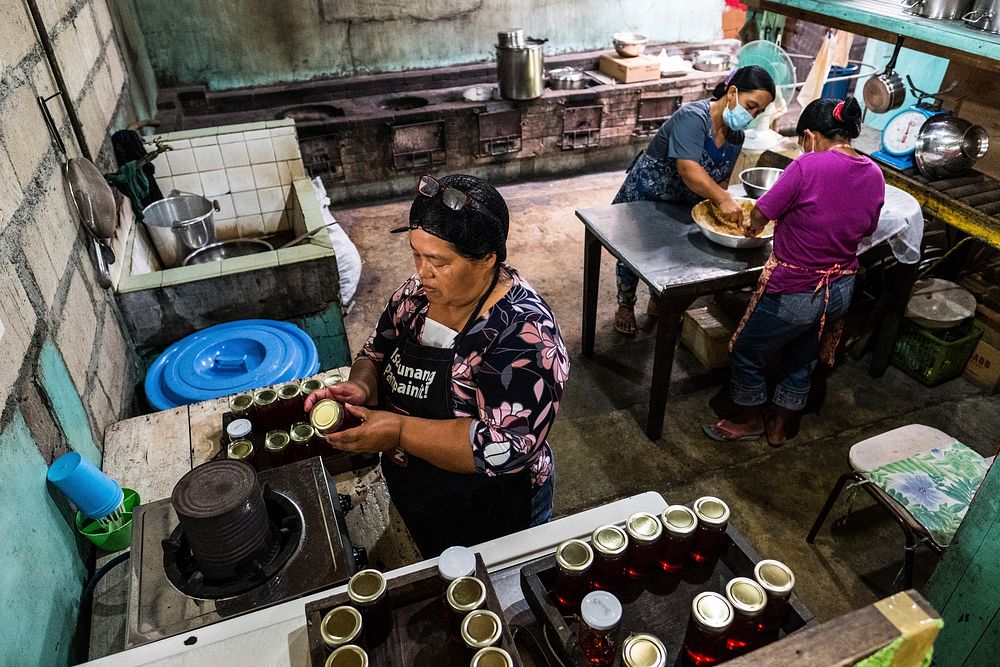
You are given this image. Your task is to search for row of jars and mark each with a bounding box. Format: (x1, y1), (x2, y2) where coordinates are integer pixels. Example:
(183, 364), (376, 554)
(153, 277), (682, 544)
(228, 374), (348, 432)
(554, 497), (732, 613)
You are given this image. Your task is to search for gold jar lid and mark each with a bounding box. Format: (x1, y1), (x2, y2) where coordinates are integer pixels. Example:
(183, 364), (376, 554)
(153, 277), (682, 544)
(660, 505), (698, 537)
(446, 576), (486, 614)
(324, 644), (368, 667)
(591, 524), (629, 556)
(320, 606), (362, 648)
(311, 399), (344, 432)
(229, 393), (254, 412)
(691, 592), (733, 635)
(693, 496), (730, 527)
(324, 373), (346, 387)
(227, 439), (254, 461)
(725, 577), (767, 617)
(290, 422), (315, 444)
(264, 430), (290, 453)
(555, 539), (593, 573)
(253, 388), (277, 406)
(470, 646), (514, 667)
(301, 378), (325, 394)
(347, 569), (387, 605)
(621, 633), (668, 667)
(460, 609), (502, 650)
(626, 512), (663, 544)
(278, 383), (302, 400)
(754, 559), (795, 596)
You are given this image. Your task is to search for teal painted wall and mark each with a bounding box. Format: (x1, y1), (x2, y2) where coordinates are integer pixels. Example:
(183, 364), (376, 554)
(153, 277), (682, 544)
(132, 0), (724, 90)
(39, 341), (103, 468)
(858, 39), (949, 133)
(0, 411), (89, 667)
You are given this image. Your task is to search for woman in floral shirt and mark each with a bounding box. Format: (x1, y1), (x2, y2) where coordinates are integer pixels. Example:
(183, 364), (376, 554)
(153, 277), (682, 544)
(305, 174), (569, 556)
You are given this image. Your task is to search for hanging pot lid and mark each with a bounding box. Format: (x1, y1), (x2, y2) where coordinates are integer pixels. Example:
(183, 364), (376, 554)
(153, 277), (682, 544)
(66, 157), (118, 239)
(145, 319), (320, 410)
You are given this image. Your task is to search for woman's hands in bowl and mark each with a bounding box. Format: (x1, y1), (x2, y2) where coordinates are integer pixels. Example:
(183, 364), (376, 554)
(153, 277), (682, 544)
(303, 381), (368, 412)
(716, 194), (743, 228)
(324, 404), (403, 455)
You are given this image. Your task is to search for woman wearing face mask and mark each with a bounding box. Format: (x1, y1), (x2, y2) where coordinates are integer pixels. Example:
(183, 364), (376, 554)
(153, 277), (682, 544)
(611, 66), (776, 335)
(703, 96), (884, 446)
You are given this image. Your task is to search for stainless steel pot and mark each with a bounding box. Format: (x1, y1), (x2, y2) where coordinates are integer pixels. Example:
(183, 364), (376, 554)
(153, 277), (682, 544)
(692, 51), (732, 72)
(863, 35), (906, 114)
(963, 0), (1000, 33)
(915, 114), (990, 179)
(497, 29), (525, 48)
(901, 0), (973, 19)
(497, 38), (546, 100)
(142, 194), (219, 268)
(547, 67), (587, 90)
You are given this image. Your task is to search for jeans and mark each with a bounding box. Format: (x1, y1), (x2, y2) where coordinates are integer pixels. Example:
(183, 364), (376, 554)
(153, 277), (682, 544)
(530, 473), (554, 526)
(730, 276), (854, 411)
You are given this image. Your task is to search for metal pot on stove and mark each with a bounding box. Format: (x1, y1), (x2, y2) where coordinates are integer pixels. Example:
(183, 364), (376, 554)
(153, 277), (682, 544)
(963, 0), (1000, 33)
(496, 30), (547, 100)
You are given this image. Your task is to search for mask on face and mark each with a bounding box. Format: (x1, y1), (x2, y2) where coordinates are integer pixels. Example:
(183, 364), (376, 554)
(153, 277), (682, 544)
(723, 91), (754, 132)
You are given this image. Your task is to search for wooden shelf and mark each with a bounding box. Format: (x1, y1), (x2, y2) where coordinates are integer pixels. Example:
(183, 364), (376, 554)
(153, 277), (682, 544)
(751, 0), (1000, 72)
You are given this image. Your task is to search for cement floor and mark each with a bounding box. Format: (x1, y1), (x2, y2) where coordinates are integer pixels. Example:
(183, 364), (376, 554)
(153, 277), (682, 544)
(333, 170), (999, 623)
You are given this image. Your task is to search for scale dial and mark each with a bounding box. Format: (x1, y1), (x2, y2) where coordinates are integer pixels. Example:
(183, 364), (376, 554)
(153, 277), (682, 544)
(882, 110), (930, 156)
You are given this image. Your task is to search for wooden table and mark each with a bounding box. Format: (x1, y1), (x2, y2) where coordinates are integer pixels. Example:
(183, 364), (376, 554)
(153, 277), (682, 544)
(579, 200), (771, 440)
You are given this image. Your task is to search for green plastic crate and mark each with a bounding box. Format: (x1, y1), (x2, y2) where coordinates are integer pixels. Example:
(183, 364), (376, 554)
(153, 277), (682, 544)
(892, 319), (984, 387)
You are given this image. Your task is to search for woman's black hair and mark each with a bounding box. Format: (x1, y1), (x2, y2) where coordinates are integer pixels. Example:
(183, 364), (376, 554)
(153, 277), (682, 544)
(796, 96), (863, 140)
(407, 174), (509, 263)
(711, 65), (776, 100)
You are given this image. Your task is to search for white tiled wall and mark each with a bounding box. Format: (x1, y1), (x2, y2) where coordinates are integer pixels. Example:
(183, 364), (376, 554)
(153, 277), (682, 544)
(147, 123), (307, 241)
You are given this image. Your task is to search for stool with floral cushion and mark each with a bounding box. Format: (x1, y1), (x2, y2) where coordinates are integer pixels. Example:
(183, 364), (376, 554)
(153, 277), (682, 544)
(807, 424), (994, 589)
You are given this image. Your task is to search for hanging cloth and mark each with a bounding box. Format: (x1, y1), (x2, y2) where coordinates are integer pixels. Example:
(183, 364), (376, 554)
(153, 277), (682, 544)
(797, 30), (836, 108)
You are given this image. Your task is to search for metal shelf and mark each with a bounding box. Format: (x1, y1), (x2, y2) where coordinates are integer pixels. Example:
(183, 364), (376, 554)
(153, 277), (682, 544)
(752, 0), (1000, 72)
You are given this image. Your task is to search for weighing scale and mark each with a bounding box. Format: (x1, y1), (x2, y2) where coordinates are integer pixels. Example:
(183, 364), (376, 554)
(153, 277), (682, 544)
(871, 77), (957, 171)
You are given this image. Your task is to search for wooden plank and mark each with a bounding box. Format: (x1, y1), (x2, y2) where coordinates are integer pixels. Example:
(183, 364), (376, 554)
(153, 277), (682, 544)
(942, 60), (1000, 182)
(188, 395), (229, 467)
(102, 407), (192, 503)
(963, 189), (1000, 207)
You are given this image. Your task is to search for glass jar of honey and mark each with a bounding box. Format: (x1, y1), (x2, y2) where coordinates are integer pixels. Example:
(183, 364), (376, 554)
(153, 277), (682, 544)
(554, 539), (593, 612)
(311, 399), (346, 435)
(590, 524), (628, 593)
(620, 633), (668, 667)
(347, 569), (392, 649)
(470, 646), (514, 667)
(624, 512), (662, 580)
(682, 592), (733, 666)
(753, 559), (795, 638)
(227, 439), (256, 470)
(657, 505), (698, 573)
(690, 497), (730, 566)
(264, 430), (293, 468)
(320, 605), (363, 650)
(226, 418), (253, 443)
(229, 393), (254, 418)
(460, 609), (502, 655)
(438, 545), (477, 588)
(300, 378), (326, 396)
(289, 422), (315, 462)
(724, 577), (767, 657)
(252, 388), (280, 431)
(277, 382), (306, 426)
(324, 644), (368, 667)
(445, 576), (487, 640)
(578, 590), (622, 666)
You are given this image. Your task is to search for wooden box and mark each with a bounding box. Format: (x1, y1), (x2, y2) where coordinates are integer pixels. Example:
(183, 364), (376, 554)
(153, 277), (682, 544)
(964, 339), (1000, 394)
(681, 304), (735, 369)
(598, 53), (661, 83)
(520, 524), (812, 666)
(976, 304), (1000, 348)
(305, 555), (521, 666)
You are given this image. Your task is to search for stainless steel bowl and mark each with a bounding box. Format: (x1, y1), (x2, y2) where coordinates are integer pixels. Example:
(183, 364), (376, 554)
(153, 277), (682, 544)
(183, 239), (274, 265)
(693, 50), (732, 72)
(691, 198), (774, 249)
(612, 32), (648, 58)
(740, 167), (784, 199)
(914, 115), (989, 179)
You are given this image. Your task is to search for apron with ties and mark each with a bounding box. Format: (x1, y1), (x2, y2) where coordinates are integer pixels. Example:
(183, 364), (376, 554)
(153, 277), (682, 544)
(729, 254), (857, 367)
(378, 273), (533, 557)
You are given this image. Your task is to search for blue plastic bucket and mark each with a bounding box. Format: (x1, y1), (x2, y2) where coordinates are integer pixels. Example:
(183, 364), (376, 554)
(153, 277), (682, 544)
(47, 452), (124, 520)
(821, 64), (860, 101)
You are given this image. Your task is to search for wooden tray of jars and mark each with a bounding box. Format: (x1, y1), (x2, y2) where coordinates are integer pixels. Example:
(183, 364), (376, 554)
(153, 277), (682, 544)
(218, 410), (376, 474)
(519, 524), (813, 666)
(305, 554), (522, 667)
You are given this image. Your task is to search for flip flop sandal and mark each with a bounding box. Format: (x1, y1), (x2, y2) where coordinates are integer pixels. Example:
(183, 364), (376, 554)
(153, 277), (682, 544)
(702, 422), (764, 442)
(614, 313), (638, 336)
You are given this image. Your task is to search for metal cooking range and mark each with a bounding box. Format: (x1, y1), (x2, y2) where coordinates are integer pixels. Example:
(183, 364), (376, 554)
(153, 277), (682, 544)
(127, 457), (359, 647)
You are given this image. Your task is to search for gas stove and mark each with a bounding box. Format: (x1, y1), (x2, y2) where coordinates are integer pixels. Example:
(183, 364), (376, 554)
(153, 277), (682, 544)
(126, 457), (358, 648)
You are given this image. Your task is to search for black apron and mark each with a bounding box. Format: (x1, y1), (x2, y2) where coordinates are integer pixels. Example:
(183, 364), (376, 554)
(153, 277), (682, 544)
(379, 271), (533, 557)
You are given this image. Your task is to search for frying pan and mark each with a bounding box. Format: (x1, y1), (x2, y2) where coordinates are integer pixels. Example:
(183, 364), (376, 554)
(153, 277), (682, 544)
(65, 157), (118, 288)
(863, 35), (907, 114)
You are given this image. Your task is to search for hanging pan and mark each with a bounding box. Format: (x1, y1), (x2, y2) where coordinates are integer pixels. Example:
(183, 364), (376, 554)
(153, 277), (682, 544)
(863, 35), (907, 114)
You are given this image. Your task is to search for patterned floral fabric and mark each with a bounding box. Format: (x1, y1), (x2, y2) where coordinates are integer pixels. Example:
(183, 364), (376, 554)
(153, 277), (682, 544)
(358, 266), (569, 491)
(866, 441), (990, 548)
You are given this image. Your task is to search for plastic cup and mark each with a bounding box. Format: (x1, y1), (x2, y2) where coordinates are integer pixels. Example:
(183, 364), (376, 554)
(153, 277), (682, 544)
(47, 452), (124, 520)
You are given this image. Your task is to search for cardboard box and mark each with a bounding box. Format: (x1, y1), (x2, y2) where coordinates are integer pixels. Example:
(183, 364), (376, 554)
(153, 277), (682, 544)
(964, 339), (1000, 394)
(598, 53), (661, 83)
(681, 304), (736, 369)
(976, 304), (1000, 348)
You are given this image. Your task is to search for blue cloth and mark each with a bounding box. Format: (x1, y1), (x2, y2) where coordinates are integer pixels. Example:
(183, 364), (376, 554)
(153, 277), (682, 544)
(530, 472), (554, 527)
(730, 276), (854, 410)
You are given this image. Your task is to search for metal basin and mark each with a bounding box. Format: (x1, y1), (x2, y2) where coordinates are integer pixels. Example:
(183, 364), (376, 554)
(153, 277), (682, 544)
(183, 239), (274, 266)
(740, 167), (784, 199)
(691, 198), (774, 249)
(380, 96), (429, 111)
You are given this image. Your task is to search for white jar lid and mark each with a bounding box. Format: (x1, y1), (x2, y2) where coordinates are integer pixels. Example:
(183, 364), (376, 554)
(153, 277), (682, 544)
(581, 590), (622, 631)
(438, 545), (477, 581)
(227, 418), (252, 439)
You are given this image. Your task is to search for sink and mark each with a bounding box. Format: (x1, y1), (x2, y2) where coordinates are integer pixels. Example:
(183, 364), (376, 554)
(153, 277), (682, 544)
(379, 96), (429, 111)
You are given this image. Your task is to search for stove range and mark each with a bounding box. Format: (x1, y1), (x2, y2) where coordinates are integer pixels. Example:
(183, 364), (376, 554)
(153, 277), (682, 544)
(127, 457), (358, 648)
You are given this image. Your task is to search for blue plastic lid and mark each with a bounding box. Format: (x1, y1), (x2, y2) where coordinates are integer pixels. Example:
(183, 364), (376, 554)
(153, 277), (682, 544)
(145, 319), (320, 411)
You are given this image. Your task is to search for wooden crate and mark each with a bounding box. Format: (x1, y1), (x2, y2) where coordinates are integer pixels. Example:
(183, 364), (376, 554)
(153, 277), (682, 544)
(681, 304), (735, 370)
(305, 555), (521, 666)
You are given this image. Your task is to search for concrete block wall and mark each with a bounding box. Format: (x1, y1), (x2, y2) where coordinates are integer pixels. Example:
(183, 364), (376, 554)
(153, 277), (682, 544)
(0, 1), (146, 664)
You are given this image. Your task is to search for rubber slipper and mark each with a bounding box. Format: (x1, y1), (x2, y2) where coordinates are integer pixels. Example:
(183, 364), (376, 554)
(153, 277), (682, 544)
(764, 420), (786, 448)
(613, 313), (637, 336)
(702, 422), (764, 442)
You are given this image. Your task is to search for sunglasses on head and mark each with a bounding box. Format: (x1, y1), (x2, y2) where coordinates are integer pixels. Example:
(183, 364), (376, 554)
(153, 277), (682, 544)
(416, 175), (503, 226)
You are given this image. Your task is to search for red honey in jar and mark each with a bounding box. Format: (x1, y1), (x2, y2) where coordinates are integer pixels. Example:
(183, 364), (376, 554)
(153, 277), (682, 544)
(347, 569), (392, 648)
(690, 497), (730, 566)
(578, 590), (622, 666)
(460, 609), (503, 655)
(445, 576), (487, 641)
(590, 524), (629, 593)
(621, 633), (668, 667)
(682, 591), (734, 666)
(470, 646), (514, 667)
(277, 382), (306, 426)
(754, 559), (795, 636)
(657, 505), (698, 573)
(264, 430), (293, 468)
(311, 399), (346, 436)
(229, 393), (254, 418)
(724, 577), (767, 656)
(252, 388), (280, 431)
(554, 538), (594, 612)
(624, 512), (663, 580)
(320, 605), (363, 650)
(289, 422), (315, 462)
